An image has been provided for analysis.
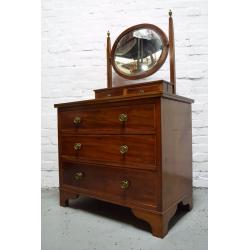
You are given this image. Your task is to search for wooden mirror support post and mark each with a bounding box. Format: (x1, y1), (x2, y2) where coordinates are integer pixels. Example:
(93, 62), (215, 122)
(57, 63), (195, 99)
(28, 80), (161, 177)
(168, 9), (176, 94)
(106, 31), (112, 88)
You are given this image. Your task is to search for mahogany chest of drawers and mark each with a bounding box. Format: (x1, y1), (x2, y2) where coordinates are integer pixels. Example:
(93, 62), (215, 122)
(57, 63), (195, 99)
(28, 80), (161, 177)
(54, 80), (194, 238)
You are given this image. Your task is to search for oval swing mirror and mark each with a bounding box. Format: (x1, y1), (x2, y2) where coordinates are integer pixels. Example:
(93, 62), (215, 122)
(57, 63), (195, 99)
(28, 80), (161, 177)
(111, 24), (169, 80)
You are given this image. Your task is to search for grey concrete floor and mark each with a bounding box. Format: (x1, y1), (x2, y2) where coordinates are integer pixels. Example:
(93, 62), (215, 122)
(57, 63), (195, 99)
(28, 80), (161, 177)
(42, 188), (207, 250)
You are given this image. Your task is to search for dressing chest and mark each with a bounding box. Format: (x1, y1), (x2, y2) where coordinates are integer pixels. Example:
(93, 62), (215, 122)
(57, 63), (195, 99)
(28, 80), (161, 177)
(54, 12), (194, 238)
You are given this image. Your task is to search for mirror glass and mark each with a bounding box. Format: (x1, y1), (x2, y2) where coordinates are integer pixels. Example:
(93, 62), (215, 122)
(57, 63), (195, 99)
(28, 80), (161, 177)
(113, 28), (164, 77)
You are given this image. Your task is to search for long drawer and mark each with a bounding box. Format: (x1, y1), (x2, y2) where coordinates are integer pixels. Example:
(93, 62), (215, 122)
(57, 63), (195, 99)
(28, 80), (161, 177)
(60, 135), (157, 170)
(61, 162), (158, 208)
(59, 103), (156, 134)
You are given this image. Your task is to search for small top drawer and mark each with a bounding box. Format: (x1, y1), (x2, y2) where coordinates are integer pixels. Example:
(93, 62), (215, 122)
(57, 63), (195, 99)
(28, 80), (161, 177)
(126, 83), (163, 96)
(59, 103), (156, 134)
(95, 88), (124, 99)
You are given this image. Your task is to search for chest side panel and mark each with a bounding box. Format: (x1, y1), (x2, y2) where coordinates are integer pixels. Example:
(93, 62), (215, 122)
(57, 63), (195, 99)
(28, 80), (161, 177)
(161, 98), (193, 211)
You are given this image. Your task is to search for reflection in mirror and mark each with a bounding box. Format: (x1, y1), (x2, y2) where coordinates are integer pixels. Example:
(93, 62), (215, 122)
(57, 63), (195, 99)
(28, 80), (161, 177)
(114, 28), (163, 76)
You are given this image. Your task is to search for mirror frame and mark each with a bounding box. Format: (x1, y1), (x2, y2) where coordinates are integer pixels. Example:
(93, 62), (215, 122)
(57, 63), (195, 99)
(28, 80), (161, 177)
(111, 23), (169, 80)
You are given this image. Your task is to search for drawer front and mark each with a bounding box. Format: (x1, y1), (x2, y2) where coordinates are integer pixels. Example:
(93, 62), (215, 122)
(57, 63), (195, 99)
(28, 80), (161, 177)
(59, 103), (155, 134)
(126, 83), (163, 96)
(61, 135), (157, 170)
(95, 88), (123, 99)
(62, 162), (158, 208)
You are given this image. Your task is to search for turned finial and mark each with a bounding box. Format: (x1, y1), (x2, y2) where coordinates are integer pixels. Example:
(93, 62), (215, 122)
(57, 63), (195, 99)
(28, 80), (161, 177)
(107, 31), (110, 37)
(169, 9), (172, 17)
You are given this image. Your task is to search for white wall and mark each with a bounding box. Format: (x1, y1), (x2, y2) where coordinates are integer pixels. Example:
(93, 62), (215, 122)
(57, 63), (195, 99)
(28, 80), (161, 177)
(42, 0), (208, 188)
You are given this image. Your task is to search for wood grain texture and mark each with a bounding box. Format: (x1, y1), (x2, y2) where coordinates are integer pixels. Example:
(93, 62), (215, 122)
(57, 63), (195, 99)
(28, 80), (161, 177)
(95, 87), (124, 99)
(169, 12), (176, 93)
(55, 81), (194, 238)
(132, 205), (177, 238)
(131, 192), (192, 238)
(62, 161), (158, 209)
(59, 189), (79, 207)
(60, 134), (157, 170)
(95, 80), (174, 99)
(59, 102), (156, 134)
(106, 32), (112, 88)
(54, 91), (193, 109)
(161, 98), (193, 210)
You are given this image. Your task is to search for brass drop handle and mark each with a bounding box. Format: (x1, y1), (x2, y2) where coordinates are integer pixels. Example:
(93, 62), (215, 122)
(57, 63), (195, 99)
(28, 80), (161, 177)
(119, 113), (128, 122)
(121, 180), (130, 189)
(74, 172), (84, 180)
(120, 145), (128, 154)
(73, 116), (81, 125)
(73, 143), (82, 151)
